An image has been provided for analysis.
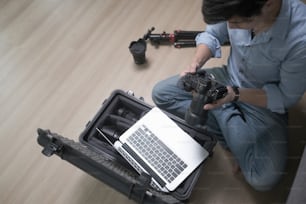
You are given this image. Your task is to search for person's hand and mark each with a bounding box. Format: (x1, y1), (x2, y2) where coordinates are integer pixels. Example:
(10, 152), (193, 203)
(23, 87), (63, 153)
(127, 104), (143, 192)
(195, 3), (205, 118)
(180, 62), (199, 76)
(204, 86), (237, 110)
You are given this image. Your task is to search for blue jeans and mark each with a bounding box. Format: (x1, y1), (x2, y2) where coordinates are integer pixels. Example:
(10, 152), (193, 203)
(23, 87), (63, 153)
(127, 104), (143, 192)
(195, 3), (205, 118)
(151, 67), (288, 191)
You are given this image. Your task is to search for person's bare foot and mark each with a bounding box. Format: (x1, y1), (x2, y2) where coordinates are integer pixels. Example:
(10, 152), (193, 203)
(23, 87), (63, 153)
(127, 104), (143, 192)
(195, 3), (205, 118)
(223, 148), (241, 174)
(232, 161), (241, 174)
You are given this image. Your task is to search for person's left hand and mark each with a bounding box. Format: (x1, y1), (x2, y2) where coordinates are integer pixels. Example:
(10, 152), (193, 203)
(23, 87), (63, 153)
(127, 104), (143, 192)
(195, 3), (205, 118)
(204, 86), (236, 110)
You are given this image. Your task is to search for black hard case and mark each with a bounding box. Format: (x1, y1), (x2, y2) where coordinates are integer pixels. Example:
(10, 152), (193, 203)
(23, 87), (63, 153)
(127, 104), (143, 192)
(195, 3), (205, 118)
(37, 90), (216, 204)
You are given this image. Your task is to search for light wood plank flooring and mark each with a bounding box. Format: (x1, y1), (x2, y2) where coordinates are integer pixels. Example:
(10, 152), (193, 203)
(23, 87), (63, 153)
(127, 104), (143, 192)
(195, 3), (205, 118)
(1, 0), (305, 203)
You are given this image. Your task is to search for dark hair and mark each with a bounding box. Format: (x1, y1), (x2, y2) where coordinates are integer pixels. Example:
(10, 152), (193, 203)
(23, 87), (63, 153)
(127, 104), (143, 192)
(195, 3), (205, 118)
(202, 0), (268, 24)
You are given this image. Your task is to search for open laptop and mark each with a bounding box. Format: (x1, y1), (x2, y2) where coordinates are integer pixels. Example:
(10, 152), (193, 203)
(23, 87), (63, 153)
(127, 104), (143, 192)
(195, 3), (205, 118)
(96, 107), (209, 192)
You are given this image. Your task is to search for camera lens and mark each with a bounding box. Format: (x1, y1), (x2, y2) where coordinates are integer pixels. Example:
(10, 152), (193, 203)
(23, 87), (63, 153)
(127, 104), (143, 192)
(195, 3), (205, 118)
(129, 39), (146, 64)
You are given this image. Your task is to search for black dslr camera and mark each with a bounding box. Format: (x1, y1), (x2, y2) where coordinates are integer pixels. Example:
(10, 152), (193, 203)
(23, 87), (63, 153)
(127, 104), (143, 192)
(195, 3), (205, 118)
(178, 69), (228, 130)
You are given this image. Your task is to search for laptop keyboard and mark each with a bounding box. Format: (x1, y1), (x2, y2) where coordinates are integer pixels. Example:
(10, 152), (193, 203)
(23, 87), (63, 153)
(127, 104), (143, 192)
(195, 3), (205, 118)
(127, 125), (188, 183)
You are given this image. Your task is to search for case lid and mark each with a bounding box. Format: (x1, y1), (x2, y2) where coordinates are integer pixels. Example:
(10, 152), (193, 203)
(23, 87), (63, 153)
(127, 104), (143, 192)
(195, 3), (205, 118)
(37, 129), (182, 204)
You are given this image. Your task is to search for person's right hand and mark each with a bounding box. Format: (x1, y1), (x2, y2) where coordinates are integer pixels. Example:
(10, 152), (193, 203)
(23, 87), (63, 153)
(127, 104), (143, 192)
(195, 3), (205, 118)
(180, 62), (200, 76)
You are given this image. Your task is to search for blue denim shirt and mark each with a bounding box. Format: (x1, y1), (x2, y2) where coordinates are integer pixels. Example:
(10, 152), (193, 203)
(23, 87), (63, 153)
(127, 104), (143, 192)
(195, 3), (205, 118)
(196, 0), (306, 113)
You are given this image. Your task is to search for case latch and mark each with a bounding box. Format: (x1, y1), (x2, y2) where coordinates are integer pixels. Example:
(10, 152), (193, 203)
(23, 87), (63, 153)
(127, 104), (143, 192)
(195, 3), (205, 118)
(128, 173), (153, 204)
(42, 137), (63, 157)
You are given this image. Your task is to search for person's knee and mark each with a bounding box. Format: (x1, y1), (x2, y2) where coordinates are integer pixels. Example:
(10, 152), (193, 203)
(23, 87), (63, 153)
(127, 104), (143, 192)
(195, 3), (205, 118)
(245, 169), (284, 191)
(248, 178), (277, 191)
(151, 81), (166, 106)
(151, 75), (180, 106)
(235, 147), (286, 191)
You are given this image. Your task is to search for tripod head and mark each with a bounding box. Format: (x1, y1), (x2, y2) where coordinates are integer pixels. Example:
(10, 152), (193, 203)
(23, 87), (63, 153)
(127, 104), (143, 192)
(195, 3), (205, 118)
(143, 27), (200, 47)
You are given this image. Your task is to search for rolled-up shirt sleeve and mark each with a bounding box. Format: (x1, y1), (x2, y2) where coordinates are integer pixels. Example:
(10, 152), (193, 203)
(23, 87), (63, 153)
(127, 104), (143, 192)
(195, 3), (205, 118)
(195, 22), (229, 58)
(263, 44), (306, 113)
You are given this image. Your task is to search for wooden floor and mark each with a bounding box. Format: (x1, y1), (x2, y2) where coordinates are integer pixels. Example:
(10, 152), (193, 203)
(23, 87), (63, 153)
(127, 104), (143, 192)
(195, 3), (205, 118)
(1, 0), (305, 203)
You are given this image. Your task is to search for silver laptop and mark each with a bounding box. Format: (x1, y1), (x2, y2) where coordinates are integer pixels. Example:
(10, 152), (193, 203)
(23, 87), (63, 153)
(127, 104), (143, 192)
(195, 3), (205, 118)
(96, 107), (209, 192)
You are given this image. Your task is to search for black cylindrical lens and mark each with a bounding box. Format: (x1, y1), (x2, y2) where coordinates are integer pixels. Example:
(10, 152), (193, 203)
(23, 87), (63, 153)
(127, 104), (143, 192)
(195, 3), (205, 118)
(129, 39), (147, 64)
